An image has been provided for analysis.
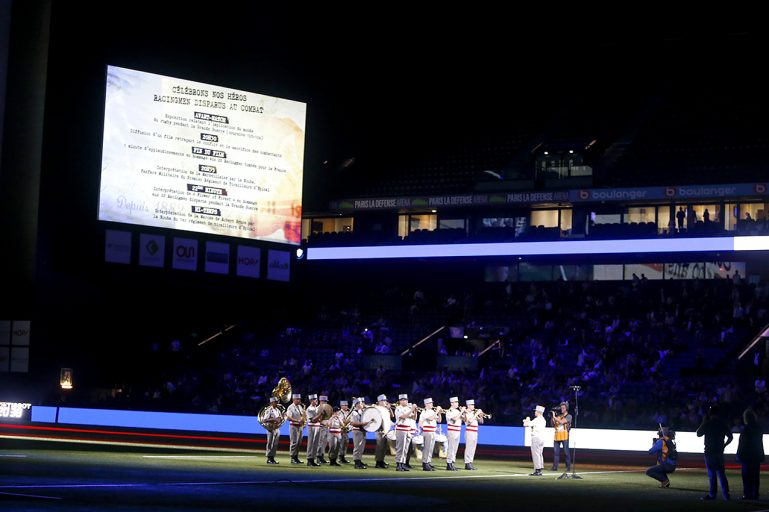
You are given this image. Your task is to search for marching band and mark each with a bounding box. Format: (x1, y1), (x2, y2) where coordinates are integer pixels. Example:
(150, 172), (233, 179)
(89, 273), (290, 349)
(259, 381), (492, 471)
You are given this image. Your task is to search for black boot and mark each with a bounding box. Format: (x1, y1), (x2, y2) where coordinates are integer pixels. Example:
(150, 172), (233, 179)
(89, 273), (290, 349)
(375, 461), (387, 469)
(330, 458), (341, 466)
(291, 457), (301, 464)
(354, 460), (367, 469)
(308, 458), (320, 467)
(396, 463), (406, 472)
(339, 456), (350, 464)
(267, 457), (279, 465)
(466, 463), (477, 470)
(317, 456), (328, 464)
(423, 462), (432, 471)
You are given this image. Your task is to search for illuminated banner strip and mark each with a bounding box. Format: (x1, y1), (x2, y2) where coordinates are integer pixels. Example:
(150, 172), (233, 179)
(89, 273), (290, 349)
(307, 236), (769, 261)
(27, 406), (769, 453)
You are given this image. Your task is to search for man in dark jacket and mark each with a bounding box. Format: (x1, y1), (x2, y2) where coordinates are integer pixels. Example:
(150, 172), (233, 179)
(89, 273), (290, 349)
(696, 405), (733, 500)
(737, 409), (764, 500)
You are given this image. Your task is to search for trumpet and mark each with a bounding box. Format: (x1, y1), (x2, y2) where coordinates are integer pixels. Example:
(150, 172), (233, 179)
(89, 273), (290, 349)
(475, 410), (493, 420)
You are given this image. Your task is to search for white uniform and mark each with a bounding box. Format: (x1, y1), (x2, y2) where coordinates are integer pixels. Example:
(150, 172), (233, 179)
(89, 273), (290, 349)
(419, 408), (440, 464)
(351, 407), (367, 461)
(445, 407), (462, 464)
(525, 414), (546, 471)
(264, 406), (282, 458)
(327, 413), (344, 461)
(339, 408), (351, 460)
(463, 409), (483, 464)
(395, 405), (413, 464)
(286, 402), (305, 459)
(305, 403), (321, 461)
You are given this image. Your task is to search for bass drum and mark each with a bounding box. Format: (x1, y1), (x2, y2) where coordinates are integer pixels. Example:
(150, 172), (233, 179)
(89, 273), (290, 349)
(360, 406), (383, 432)
(375, 405), (393, 433)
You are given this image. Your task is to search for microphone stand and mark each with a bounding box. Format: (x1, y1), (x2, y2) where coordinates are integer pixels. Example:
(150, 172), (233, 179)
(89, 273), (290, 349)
(558, 385), (582, 480)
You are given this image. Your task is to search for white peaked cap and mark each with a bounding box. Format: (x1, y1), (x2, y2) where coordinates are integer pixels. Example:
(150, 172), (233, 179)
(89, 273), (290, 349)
(308, 394), (318, 400)
(424, 398), (433, 405)
(340, 400), (348, 406)
(269, 397), (278, 402)
(466, 399), (475, 406)
(319, 395), (328, 401)
(377, 394), (387, 402)
(398, 394), (408, 400)
(449, 397), (459, 403)
(352, 398), (362, 405)
(535, 405), (545, 413)
(291, 394), (301, 399)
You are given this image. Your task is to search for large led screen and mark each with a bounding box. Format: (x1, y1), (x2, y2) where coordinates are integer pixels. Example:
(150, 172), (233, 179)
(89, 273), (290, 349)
(99, 65), (305, 244)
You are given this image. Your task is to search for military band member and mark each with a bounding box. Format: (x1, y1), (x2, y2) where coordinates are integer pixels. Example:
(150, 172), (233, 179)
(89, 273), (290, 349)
(445, 397), (461, 471)
(551, 401), (572, 472)
(286, 393), (305, 464)
(375, 394), (392, 469)
(338, 400), (351, 464)
(327, 409), (344, 466)
(419, 398), (440, 471)
(523, 405), (546, 476)
(349, 398), (370, 469)
(404, 414), (417, 469)
(462, 399), (484, 470)
(305, 394), (321, 466)
(264, 397), (283, 464)
(316, 395), (333, 464)
(395, 394), (416, 471)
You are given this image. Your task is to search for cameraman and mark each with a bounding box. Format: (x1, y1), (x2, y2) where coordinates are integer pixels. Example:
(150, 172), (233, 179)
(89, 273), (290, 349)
(647, 426), (677, 488)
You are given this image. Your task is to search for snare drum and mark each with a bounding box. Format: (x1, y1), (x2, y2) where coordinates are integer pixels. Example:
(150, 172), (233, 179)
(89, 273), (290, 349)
(411, 434), (424, 445)
(385, 429), (397, 441)
(434, 433), (448, 443)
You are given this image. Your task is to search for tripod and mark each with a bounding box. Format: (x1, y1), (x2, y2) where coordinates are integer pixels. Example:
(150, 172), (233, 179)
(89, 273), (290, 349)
(557, 385), (582, 480)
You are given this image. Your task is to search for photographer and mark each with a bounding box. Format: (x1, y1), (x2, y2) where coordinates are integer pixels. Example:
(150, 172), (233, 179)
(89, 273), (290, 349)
(647, 426), (677, 488)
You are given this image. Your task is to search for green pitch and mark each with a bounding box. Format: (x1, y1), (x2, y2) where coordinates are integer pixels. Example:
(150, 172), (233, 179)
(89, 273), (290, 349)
(0, 447), (765, 511)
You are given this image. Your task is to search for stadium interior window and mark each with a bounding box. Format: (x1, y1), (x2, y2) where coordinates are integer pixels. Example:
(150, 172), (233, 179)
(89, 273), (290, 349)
(306, 217), (354, 234)
(625, 207), (654, 224)
(624, 263), (663, 280)
(593, 264), (623, 280)
(657, 206), (671, 233)
(726, 203), (738, 230)
(741, 203), (768, 222)
(559, 209), (572, 233)
(409, 214), (437, 233)
(690, 204), (719, 224)
(481, 217), (515, 228)
(439, 218), (466, 230)
(592, 213), (621, 225)
(518, 262), (554, 281)
(529, 209), (558, 228)
(398, 215), (409, 238)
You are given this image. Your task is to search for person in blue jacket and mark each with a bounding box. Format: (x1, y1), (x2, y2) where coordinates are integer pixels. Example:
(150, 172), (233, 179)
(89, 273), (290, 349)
(647, 426), (677, 488)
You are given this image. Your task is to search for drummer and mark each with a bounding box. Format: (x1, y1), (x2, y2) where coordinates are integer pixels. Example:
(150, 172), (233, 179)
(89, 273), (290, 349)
(395, 393), (416, 471)
(349, 398), (370, 469)
(375, 394), (391, 469)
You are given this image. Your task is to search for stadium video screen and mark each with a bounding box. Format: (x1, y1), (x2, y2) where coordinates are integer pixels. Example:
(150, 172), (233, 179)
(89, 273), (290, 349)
(98, 65), (306, 244)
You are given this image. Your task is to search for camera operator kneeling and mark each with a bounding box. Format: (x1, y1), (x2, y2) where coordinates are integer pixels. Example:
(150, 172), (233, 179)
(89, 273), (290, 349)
(647, 427), (677, 488)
